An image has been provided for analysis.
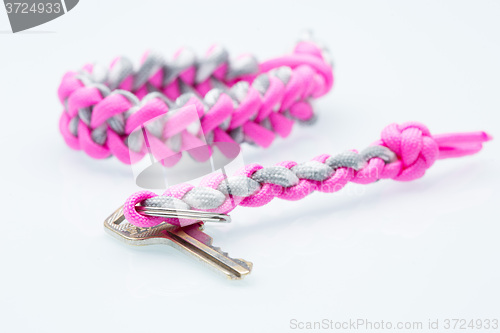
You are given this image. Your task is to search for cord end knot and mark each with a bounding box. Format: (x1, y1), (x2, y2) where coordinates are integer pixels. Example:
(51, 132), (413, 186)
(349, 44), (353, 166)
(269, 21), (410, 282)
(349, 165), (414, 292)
(380, 122), (491, 181)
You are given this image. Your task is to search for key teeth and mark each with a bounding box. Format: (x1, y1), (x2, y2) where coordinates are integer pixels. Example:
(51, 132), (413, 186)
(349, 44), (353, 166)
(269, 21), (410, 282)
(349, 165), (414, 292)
(211, 244), (249, 268)
(212, 246), (229, 257)
(207, 243), (253, 277)
(234, 259), (253, 272)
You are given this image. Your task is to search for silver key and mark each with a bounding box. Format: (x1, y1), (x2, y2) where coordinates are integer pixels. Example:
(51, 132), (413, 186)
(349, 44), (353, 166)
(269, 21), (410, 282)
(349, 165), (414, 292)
(103, 205), (253, 280)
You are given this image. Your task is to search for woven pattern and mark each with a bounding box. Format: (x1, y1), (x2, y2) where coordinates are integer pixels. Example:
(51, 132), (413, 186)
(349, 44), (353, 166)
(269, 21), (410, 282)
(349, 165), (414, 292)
(123, 121), (491, 227)
(58, 40), (333, 164)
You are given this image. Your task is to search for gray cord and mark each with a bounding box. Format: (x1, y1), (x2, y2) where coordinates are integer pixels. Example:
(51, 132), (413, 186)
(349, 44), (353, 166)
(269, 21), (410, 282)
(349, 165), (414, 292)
(71, 45), (317, 152)
(65, 41), (333, 169)
(142, 146), (396, 210)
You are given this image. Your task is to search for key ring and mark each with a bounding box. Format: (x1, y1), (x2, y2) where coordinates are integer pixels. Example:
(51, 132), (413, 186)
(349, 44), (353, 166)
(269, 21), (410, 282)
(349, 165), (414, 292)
(135, 206), (231, 223)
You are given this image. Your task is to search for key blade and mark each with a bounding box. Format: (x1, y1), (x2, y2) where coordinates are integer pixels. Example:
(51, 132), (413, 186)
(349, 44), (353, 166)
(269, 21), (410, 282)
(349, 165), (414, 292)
(166, 226), (252, 280)
(103, 205), (252, 280)
(180, 224), (253, 273)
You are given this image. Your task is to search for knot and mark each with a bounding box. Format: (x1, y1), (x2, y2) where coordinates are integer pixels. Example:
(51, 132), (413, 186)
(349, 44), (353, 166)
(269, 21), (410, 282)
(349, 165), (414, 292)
(380, 122), (439, 181)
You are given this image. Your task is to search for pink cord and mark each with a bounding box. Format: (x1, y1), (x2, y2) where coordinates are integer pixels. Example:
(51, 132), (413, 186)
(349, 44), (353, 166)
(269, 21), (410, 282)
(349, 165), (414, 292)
(123, 121), (492, 227)
(58, 41), (333, 164)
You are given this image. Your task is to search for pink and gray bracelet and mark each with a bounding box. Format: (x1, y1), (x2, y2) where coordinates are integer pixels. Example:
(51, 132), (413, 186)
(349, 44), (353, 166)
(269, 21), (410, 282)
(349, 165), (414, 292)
(123, 121), (492, 228)
(58, 40), (333, 164)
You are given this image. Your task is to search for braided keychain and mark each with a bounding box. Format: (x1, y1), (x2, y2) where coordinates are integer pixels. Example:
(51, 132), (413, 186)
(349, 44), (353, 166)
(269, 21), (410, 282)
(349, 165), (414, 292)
(58, 39), (333, 164)
(58, 38), (491, 278)
(123, 121), (492, 228)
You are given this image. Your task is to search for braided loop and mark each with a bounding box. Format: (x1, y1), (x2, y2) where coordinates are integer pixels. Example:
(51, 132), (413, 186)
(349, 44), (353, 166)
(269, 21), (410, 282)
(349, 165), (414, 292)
(58, 41), (333, 164)
(123, 121), (491, 227)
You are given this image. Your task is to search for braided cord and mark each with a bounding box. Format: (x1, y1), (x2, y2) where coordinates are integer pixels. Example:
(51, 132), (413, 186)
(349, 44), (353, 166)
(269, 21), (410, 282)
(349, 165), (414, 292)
(123, 121), (492, 227)
(58, 40), (333, 164)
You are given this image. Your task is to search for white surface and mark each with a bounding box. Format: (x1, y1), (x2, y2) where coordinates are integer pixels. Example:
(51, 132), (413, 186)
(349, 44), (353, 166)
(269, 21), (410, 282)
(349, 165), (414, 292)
(1, 1), (499, 332)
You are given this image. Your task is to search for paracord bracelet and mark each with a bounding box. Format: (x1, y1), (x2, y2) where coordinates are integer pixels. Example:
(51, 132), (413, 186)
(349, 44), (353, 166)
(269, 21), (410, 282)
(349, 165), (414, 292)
(57, 39), (333, 164)
(123, 121), (492, 228)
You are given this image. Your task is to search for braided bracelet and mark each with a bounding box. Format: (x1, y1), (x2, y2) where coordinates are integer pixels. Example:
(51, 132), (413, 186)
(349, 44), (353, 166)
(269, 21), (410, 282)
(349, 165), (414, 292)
(122, 121), (492, 228)
(58, 39), (333, 164)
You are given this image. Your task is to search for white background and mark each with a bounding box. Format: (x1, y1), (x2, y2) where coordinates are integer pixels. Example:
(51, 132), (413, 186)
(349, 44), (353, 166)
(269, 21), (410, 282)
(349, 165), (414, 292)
(1, 1), (499, 332)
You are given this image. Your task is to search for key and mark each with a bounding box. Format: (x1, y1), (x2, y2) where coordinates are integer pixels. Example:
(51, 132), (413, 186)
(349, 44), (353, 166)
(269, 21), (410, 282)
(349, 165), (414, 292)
(103, 205), (253, 280)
